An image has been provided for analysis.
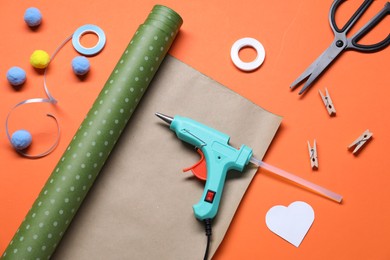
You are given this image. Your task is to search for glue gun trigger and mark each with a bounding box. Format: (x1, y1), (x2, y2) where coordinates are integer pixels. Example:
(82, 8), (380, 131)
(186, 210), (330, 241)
(182, 148), (207, 181)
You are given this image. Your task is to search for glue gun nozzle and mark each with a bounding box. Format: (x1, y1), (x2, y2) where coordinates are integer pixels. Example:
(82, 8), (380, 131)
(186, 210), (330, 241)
(155, 112), (173, 125)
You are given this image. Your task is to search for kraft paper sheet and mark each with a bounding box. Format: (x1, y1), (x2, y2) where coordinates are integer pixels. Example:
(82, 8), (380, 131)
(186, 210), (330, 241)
(53, 55), (282, 259)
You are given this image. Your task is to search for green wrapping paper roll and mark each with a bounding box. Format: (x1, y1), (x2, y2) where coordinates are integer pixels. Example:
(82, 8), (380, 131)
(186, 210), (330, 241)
(2, 5), (182, 259)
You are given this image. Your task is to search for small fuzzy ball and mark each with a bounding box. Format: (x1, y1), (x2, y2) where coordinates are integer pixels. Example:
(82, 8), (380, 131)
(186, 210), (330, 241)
(24, 7), (42, 27)
(11, 129), (32, 150)
(30, 50), (50, 69)
(72, 56), (90, 76)
(7, 66), (26, 86)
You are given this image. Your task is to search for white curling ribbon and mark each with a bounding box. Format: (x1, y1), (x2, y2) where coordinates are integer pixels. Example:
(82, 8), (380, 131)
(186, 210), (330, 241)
(5, 25), (106, 158)
(5, 98), (60, 159)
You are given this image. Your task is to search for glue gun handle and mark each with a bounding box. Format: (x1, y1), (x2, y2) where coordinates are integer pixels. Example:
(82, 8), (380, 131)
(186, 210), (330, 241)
(192, 144), (252, 221)
(192, 161), (228, 221)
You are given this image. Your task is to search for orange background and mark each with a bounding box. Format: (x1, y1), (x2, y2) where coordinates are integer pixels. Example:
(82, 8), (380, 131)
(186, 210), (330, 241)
(1, 0), (389, 259)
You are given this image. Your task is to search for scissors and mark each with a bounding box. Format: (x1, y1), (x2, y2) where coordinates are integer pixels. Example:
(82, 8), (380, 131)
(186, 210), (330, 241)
(291, 0), (390, 95)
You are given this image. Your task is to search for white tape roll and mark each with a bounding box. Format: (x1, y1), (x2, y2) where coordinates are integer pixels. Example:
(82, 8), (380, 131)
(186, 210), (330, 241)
(230, 37), (265, 71)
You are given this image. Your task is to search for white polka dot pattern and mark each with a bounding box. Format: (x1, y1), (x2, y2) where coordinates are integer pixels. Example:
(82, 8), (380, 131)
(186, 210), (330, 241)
(2, 5), (182, 260)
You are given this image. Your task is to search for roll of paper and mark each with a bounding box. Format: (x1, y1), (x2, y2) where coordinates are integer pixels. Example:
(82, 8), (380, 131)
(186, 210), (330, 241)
(2, 5), (182, 259)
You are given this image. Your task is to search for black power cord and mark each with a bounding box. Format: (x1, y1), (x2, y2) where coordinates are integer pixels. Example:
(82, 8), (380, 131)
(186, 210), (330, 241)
(203, 218), (213, 260)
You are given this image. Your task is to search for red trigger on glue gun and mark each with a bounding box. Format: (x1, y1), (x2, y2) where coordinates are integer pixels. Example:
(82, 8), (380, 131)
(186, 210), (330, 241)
(182, 148), (207, 181)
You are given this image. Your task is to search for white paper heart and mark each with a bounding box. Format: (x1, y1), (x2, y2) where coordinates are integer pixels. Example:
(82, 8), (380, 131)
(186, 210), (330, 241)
(265, 201), (315, 247)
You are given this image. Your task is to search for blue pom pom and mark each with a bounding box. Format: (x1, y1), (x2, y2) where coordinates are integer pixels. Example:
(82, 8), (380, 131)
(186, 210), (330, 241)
(7, 66), (26, 86)
(24, 7), (42, 27)
(72, 56), (90, 76)
(11, 129), (32, 150)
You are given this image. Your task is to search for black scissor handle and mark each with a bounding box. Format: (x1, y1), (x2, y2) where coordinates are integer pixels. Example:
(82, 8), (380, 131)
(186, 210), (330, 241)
(350, 2), (390, 52)
(330, 0), (373, 34)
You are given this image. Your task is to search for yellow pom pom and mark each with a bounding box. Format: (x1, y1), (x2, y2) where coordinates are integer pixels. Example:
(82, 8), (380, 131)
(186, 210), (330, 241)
(30, 50), (50, 69)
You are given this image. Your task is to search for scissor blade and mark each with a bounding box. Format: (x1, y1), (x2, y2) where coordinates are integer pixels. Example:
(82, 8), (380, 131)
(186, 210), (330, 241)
(290, 52), (326, 90)
(290, 44), (334, 90)
(297, 43), (344, 94)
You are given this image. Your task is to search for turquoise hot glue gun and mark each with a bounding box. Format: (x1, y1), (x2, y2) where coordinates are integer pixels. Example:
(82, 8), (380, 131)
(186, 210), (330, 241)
(156, 113), (342, 220)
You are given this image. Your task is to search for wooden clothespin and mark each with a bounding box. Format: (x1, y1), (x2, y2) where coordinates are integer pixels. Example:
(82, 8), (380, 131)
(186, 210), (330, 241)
(348, 129), (373, 154)
(319, 88), (336, 116)
(307, 140), (318, 170)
